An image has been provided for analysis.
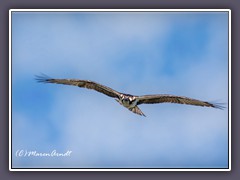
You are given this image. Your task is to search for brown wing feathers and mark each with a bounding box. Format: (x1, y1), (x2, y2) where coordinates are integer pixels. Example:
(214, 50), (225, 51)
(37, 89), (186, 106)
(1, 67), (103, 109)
(35, 75), (120, 98)
(36, 75), (224, 110)
(136, 95), (224, 109)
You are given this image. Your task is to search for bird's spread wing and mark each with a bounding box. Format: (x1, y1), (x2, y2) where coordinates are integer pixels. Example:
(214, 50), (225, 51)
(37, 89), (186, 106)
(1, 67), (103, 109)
(35, 75), (121, 98)
(136, 94), (224, 109)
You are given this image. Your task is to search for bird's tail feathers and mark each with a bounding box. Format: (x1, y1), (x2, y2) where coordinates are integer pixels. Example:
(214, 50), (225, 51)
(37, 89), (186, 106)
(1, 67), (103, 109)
(129, 106), (146, 117)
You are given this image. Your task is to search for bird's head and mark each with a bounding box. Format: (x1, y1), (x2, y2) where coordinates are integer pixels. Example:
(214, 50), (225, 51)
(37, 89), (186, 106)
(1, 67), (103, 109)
(121, 97), (131, 106)
(123, 98), (130, 103)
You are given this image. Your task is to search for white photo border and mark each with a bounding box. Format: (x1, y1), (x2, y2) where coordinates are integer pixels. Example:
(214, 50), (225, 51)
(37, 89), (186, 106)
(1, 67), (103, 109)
(9, 9), (231, 171)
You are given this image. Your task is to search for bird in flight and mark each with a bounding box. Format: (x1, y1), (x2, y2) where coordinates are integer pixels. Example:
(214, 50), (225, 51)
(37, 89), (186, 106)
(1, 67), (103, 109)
(36, 75), (224, 117)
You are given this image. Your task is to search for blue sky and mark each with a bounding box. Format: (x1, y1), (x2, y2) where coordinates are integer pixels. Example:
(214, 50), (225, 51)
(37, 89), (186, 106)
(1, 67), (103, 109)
(11, 11), (229, 168)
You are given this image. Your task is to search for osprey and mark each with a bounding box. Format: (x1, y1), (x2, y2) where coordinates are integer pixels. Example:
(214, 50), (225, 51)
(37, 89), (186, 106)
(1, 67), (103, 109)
(36, 75), (223, 116)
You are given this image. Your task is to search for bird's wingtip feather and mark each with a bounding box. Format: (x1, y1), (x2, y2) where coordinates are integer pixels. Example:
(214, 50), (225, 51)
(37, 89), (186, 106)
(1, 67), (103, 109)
(209, 101), (226, 110)
(35, 73), (52, 83)
(213, 103), (226, 110)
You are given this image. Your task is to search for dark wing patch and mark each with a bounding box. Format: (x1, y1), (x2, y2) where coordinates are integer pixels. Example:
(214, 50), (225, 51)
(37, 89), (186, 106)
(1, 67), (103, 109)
(136, 94), (224, 109)
(35, 74), (121, 98)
